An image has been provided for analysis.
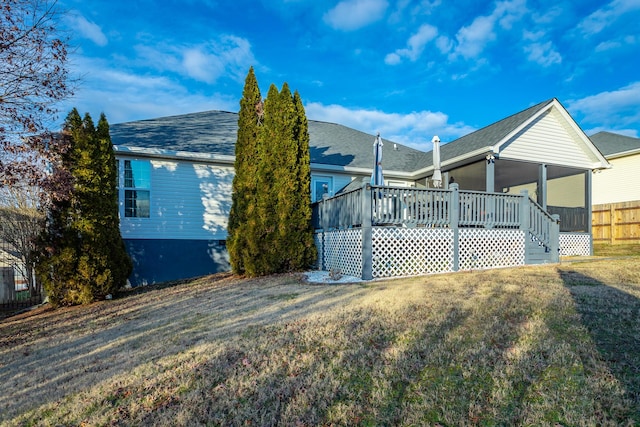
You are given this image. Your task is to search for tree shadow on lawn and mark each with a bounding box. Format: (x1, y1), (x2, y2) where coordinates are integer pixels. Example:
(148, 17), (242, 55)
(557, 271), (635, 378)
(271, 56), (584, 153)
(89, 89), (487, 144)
(0, 272), (373, 422)
(559, 268), (640, 422)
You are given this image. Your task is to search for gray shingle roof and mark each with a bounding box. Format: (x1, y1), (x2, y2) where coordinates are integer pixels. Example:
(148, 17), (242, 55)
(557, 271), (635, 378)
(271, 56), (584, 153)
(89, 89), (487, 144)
(110, 110), (431, 173)
(589, 131), (640, 157)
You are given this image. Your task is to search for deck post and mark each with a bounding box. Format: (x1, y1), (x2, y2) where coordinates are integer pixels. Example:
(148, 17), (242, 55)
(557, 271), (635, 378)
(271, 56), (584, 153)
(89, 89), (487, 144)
(361, 183), (373, 280)
(550, 214), (560, 262)
(320, 195), (329, 270)
(520, 190), (530, 264)
(450, 183), (460, 272)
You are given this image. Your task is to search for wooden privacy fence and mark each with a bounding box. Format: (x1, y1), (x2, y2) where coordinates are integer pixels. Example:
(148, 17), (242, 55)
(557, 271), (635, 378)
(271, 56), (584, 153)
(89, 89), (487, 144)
(592, 200), (640, 244)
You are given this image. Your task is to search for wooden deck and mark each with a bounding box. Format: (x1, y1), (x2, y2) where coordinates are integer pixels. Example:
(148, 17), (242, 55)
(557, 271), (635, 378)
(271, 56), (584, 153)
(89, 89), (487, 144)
(311, 183), (561, 279)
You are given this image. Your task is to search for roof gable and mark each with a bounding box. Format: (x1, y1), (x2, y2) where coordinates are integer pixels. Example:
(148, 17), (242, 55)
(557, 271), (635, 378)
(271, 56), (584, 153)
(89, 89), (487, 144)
(440, 99), (554, 163)
(498, 103), (608, 169)
(415, 98), (608, 174)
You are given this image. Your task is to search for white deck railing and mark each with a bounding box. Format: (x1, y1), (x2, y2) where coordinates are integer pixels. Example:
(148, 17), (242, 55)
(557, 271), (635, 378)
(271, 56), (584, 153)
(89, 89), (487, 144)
(312, 183), (561, 279)
(313, 184), (554, 238)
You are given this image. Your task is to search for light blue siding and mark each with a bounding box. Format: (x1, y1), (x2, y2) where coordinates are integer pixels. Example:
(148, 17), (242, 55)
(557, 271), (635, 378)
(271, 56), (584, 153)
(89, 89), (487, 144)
(118, 156), (234, 241)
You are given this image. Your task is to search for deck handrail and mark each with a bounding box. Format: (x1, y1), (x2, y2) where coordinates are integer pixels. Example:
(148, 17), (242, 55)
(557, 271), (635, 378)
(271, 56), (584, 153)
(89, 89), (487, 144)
(527, 196), (560, 248)
(311, 183), (559, 250)
(458, 189), (521, 228)
(312, 186), (365, 230)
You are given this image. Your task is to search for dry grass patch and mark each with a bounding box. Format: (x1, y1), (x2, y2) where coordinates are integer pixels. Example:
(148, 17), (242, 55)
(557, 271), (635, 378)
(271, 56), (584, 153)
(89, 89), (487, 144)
(1, 259), (640, 426)
(593, 243), (640, 257)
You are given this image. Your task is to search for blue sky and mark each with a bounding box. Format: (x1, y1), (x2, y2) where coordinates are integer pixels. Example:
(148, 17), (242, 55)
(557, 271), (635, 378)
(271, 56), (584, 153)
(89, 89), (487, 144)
(58, 0), (640, 151)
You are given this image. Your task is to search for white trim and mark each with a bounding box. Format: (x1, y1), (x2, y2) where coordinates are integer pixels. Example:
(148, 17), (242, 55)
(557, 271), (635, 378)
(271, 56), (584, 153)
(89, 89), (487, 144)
(114, 145), (236, 164)
(412, 147), (492, 177)
(606, 148), (640, 160)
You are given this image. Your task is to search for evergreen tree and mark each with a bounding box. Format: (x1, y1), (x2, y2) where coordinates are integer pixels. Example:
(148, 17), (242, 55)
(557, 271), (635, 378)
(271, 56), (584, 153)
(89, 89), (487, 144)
(36, 109), (132, 306)
(291, 90), (317, 269)
(228, 69), (316, 277)
(248, 83), (282, 276)
(88, 113), (132, 293)
(227, 67), (262, 274)
(36, 108), (82, 305)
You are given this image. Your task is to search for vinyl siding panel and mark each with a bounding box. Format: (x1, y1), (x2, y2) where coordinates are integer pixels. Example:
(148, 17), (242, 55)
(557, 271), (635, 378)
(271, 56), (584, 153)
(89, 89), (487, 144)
(592, 154), (640, 204)
(119, 156), (234, 240)
(500, 109), (599, 168)
(119, 156), (368, 241)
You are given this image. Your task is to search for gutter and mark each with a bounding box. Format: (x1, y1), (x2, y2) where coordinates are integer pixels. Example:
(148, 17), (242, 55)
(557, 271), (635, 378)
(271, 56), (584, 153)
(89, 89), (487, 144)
(113, 145), (236, 165)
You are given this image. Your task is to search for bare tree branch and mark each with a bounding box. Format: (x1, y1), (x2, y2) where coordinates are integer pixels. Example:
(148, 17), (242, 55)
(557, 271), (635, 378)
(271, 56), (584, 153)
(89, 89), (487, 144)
(1, 0), (74, 201)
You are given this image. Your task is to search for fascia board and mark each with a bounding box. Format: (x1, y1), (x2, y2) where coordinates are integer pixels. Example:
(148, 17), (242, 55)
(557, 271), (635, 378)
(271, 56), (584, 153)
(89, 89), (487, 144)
(113, 146), (416, 179)
(411, 147), (493, 178)
(114, 145), (235, 164)
(551, 100), (610, 168)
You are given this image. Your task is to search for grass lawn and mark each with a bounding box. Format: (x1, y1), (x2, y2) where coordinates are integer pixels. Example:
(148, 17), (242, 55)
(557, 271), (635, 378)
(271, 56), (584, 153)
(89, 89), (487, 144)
(594, 243), (640, 257)
(1, 258), (639, 426)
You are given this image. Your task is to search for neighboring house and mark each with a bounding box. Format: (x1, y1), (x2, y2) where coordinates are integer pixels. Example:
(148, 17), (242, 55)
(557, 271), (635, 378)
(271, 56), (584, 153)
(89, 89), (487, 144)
(110, 98), (609, 286)
(589, 132), (640, 205)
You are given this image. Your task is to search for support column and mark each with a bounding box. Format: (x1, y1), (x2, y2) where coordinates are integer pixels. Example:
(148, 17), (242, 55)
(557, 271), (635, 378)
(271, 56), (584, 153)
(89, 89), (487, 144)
(550, 214), (560, 262)
(520, 189), (530, 265)
(538, 164), (547, 209)
(450, 183), (460, 272)
(320, 195), (329, 270)
(486, 156), (495, 228)
(361, 183), (373, 280)
(585, 170), (593, 254)
(486, 155), (495, 193)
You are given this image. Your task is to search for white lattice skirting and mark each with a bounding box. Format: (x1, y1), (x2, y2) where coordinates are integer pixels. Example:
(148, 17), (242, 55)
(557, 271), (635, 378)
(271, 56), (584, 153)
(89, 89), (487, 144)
(459, 229), (525, 270)
(560, 233), (591, 256)
(318, 229), (363, 278)
(372, 228), (454, 278)
(316, 227), (530, 279)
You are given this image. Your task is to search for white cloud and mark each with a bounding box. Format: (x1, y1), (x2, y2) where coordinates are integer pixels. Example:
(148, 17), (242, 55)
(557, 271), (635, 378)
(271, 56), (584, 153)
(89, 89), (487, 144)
(304, 102), (474, 150)
(567, 81), (640, 129)
(385, 24), (438, 65)
(435, 35), (453, 54)
(384, 52), (402, 65)
(59, 56), (237, 126)
(595, 40), (622, 52)
(66, 13), (108, 47)
(523, 41), (562, 67)
(388, 0), (441, 24)
(134, 36), (256, 84)
(324, 0), (389, 31)
(181, 36), (255, 84)
(577, 0), (640, 36)
(452, 15), (496, 59)
(447, 0), (526, 60)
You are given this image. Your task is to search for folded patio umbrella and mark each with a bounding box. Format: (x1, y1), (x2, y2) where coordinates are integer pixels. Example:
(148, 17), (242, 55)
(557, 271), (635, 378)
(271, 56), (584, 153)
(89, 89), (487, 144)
(432, 135), (442, 188)
(371, 133), (384, 186)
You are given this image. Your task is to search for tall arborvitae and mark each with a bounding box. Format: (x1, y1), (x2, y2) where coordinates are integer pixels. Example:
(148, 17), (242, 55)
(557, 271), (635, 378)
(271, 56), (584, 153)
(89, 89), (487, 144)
(247, 83), (282, 276)
(227, 67), (262, 274)
(272, 84), (310, 271)
(228, 69), (316, 277)
(36, 109), (132, 306)
(291, 90), (317, 269)
(90, 113), (132, 294)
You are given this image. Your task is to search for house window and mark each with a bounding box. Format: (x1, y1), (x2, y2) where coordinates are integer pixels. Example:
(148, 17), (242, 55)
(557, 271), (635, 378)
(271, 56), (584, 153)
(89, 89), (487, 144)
(311, 176), (333, 202)
(123, 160), (150, 218)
